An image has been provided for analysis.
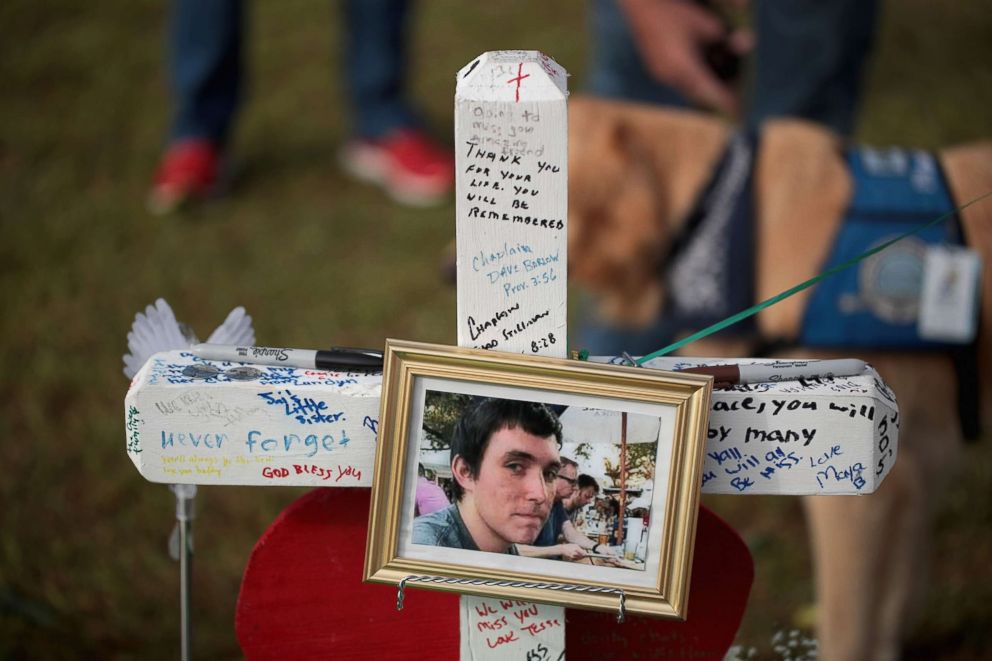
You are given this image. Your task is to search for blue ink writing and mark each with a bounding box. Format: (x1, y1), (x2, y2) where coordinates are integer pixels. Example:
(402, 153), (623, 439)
(246, 429), (350, 457)
(161, 431), (227, 450)
(363, 415), (378, 437)
(816, 462), (867, 490)
(809, 445), (843, 467)
(258, 390), (345, 425)
(730, 476), (754, 491)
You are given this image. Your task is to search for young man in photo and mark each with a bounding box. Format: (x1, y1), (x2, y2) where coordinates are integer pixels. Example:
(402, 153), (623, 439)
(564, 474), (600, 523)
(412, 399), (563, 554)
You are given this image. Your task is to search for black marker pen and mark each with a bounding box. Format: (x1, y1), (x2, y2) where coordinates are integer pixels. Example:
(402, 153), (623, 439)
(190, 344), (383, 371)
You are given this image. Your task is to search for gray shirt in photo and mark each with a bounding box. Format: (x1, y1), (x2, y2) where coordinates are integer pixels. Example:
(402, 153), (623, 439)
(412, 504), (519, 554)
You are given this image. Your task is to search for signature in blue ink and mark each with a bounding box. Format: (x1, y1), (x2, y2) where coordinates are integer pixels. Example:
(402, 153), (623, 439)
(816, 462), (866, 490)
(363, 415), (379, 437)
(258, 390), (345, 425)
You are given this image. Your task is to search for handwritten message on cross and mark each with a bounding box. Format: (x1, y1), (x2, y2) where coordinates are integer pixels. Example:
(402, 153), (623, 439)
(455, 49), (570, 661)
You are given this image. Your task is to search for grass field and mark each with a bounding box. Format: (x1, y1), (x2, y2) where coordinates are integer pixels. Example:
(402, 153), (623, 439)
(2, 0), (990, 658)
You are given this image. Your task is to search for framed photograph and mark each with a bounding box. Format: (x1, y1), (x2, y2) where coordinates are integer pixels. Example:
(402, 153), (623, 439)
(364, 340), (712, 619)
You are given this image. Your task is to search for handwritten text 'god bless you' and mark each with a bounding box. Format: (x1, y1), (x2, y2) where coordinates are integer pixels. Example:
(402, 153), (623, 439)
(261, 463), (361, 483)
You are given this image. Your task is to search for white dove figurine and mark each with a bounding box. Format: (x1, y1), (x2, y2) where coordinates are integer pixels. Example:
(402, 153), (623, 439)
(123, 298), (255, 378)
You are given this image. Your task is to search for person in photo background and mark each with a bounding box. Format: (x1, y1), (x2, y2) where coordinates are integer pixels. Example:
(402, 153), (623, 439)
(414, 463), (448, 517)
(517, 459), (619, 561)
(412, 399), (563, 554)
(564, 473), (600, 524)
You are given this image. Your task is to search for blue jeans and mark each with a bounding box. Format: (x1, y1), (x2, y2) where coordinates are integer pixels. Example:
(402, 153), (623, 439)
(167, 0), (418, 146)
(580, 0), (879, 356)
(586, 0), (878, 136)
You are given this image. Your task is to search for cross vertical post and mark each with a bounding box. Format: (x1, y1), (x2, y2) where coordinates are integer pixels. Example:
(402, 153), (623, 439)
(454, 50), (569, 660)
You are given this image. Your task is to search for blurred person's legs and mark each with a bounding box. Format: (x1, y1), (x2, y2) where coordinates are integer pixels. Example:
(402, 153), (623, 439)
(747, 0), (878, 136)
(150, 0), (453, 214)
(149, 0), (242, 214)
(344, 0), (416, 141)
(338, 0), (454, 206)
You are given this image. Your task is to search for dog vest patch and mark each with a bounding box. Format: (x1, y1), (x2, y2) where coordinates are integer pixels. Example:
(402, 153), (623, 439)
(800, 147), (965, 348)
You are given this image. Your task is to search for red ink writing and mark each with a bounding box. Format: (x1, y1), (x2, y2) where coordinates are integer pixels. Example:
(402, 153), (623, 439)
(507, 63), (530, 102)
(293, 464), (335, 481)
(475, 603), (497, 617)
(513, 604), (539, 623)
(336, 465), (361, 482)
(476, 616), (509, 632)
(522, 619), (561, 636)
(486, 631), (519, 648)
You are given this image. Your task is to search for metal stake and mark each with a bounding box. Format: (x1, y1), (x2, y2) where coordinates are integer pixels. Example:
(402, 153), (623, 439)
(170, 484), (197, 661)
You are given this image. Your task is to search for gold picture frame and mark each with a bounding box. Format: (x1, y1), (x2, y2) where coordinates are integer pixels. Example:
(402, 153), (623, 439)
(364, 339), (712, 620)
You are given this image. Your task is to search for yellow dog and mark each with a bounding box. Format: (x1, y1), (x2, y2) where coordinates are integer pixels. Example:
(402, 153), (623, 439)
(568, 95), (992, 660)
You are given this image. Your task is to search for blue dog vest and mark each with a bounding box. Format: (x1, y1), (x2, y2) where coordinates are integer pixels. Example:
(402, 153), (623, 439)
(800, 146), (962, 348)
(666, 139), (963, 349)
(660, 138), (978, 439)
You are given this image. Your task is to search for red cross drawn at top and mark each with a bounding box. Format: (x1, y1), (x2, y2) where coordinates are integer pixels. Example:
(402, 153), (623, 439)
(507, 63), (530, 103)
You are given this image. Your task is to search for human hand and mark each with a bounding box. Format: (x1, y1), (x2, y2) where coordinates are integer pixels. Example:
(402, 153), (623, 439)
(619, 0), (753, 115)
(560, 544), (588, 561)
(593, 543), (621, 558)
(585, 543), (623, 565)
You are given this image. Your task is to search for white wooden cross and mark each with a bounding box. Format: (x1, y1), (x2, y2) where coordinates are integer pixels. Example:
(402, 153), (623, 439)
(123, 50), (899, 660)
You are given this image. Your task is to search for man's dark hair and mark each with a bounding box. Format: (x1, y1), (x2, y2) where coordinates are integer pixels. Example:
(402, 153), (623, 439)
(449, 398), (562, 500)
(577, 474), (600, 493)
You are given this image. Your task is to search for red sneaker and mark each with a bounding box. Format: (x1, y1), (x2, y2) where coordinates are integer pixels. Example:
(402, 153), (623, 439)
(148, 139), (221, 215)
(340, 129), (454, 207)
